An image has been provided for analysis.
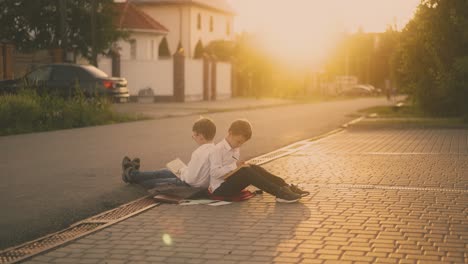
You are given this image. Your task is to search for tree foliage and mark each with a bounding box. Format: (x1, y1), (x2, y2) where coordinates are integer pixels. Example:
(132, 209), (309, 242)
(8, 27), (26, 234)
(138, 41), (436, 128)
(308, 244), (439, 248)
(193, 39), (204, 59)
(204, 40), (235, 61)
(158, 37), (171, 57)
(393, 0), (468, 117)
(0, 0), (126, 62)
(324, 28), (398, 88)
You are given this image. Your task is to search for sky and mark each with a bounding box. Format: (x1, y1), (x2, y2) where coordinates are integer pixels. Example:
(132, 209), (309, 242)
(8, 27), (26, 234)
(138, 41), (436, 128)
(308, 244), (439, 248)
(227, 0), (421, 67)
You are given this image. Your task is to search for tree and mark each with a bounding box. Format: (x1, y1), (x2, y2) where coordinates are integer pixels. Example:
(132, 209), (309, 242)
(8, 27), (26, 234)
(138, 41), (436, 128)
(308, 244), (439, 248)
(193, 39), (204, 59)
(204, 40), (235, 61)
(158, 37), (171, 57)
(323, 28), (400, 90)
(393, 0), (468, 117)
(0, 0), (126, 64)
(230, 33), (273, 97)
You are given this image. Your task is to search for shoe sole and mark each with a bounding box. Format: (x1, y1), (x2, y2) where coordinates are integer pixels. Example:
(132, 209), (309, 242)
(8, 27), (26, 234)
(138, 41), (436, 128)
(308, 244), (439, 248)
(122, 167), (133, 183)
(121, 173), (128, 183)
(275, 197), (300, 203)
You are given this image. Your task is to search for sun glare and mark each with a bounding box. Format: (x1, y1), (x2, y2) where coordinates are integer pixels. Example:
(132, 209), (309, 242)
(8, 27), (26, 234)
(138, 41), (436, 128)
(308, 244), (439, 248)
(228, 0), (420, 67)
(162, 234), (173, 245)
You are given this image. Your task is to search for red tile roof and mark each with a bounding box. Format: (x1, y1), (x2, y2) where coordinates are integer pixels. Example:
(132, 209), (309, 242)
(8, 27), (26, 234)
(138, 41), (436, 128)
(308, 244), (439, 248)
(115, 2), (169, 33)
(132, 0), (236, 15)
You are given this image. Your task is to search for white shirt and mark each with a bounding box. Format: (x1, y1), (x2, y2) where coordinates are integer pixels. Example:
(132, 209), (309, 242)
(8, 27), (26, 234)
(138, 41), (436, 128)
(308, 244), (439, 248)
(208, 138), (240, 192)
(179, 143), (215, 188)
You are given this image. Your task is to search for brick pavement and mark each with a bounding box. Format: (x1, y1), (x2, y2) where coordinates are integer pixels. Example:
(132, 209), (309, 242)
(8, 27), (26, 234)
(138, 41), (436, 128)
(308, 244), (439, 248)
(24, 128), (468, 264)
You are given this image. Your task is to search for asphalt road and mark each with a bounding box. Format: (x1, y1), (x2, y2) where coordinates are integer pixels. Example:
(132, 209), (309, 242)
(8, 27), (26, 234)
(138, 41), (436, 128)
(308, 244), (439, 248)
(0, 97), (391, 250)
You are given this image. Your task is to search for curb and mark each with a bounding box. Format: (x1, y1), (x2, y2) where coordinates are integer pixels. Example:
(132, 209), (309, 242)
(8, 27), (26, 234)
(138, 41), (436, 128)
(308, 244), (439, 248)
(145, 102), (297, 120)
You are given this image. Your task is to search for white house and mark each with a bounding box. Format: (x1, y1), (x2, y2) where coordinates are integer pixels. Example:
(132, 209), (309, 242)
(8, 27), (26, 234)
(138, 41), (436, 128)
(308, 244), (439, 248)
(116, 3), (169, 62)
(132, 0), (236, 57)
(98, 0), (235, 102)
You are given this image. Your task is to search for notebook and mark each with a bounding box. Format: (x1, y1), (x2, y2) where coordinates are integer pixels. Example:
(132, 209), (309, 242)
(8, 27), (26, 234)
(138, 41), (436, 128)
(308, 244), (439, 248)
(166, 158), (187, 178)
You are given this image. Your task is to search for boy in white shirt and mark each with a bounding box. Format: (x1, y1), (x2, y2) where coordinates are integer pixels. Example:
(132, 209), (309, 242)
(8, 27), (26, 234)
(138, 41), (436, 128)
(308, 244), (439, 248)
(121, 117), (216, 189)
(209, 119), (309, 203)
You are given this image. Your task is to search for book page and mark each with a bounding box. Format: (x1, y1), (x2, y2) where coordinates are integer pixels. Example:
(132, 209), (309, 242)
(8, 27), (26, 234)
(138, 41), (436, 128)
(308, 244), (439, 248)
(222, 164), (249, 180)
(166, 158), (187, 178)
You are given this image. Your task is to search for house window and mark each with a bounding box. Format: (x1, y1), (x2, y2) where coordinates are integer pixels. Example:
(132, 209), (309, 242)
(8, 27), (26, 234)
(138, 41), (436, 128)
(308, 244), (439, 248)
(210, 16), (214, 32)
(226, 21), (230, 36)
(197, 13), (201, 30)
(129, 39), (136, 59)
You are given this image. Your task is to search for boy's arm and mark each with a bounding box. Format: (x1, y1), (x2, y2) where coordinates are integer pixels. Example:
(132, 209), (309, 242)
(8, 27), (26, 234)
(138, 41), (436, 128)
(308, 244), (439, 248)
(180, 150), (204, 181)
(209, 151), (237, 180)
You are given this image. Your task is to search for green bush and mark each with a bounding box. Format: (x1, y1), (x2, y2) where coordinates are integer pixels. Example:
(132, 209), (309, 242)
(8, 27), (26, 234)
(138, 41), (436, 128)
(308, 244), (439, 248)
(0, 88), (141, 136)
(193, 39), (204, 59)
(0, 92), (42, 135)
(158, 37), (171, 58)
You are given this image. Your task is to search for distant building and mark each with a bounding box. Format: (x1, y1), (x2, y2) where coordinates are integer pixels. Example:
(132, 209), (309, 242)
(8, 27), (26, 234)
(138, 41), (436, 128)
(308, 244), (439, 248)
(335, 75), (358, 93)
(132, 0), (235, 58)
(115, 3), (169, 61)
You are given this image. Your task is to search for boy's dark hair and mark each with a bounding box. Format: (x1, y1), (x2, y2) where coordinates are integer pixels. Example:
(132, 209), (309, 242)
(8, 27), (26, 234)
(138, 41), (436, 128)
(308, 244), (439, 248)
(192, 117), (216, 140)
(229, 119), (252, 140)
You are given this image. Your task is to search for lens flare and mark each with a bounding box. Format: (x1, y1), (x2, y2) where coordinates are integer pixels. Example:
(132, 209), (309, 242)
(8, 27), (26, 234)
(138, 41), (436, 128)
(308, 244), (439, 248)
(162, 234), (172, 245)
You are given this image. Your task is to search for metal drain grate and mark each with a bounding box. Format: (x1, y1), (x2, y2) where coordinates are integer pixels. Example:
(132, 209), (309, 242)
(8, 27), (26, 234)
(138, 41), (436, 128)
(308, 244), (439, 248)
(307, 128), (344, 142)
(88, 196), (156, 222)
(248, 150), (290, 165)
(0, 197), (157, 264)
(0, 223), (103, 264)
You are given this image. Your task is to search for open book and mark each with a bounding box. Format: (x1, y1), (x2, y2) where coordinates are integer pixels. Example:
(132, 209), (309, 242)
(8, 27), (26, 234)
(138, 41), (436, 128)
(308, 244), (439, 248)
(222, 164), (249, 180)
(166, 158), (187, 178)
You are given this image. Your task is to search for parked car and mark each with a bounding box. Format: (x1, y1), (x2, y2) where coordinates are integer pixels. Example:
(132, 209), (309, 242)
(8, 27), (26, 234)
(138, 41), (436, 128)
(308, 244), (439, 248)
(340, 84), (374, 96)
(0, 63), (130, 102)
(362, 84), (382, 95)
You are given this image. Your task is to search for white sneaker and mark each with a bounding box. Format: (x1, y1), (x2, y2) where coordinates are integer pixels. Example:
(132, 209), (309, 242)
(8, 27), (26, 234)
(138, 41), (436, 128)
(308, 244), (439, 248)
(275, 187), (301, 203)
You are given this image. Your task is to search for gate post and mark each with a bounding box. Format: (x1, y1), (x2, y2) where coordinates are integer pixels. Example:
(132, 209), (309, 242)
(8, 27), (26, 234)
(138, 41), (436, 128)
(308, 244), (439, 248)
(3, 43), (15, 79)
(203, 55), (210, 100)
(210, 59), (217, 100)
(111, 48), (121, 77)
(173, 52), (185, 102)
(0, 43), (4, 80)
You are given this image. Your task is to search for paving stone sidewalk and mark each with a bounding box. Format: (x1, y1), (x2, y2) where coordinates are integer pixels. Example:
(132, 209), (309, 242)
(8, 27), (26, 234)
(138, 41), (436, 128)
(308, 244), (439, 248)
(25, 127), (468, 264)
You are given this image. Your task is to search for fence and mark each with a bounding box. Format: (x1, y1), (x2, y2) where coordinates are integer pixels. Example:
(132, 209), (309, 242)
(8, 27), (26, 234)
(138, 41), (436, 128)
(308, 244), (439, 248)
(98, 54), (232, 102)
(0, 43), (63, 80)
(0, 44), (63, 80)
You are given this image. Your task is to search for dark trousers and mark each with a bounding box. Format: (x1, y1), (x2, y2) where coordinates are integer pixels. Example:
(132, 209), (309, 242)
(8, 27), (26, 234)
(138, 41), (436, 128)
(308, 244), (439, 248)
(213, 164), (288, 197)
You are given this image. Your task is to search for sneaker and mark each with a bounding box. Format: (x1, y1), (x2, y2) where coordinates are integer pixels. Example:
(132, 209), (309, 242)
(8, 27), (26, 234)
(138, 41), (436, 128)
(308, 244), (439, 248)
(275, 186), (301, 203)
(131, 158), (140, 170)
(122, 156), (132, 171)
(289, 184), (310, 197)
(121, 166), (134, 183)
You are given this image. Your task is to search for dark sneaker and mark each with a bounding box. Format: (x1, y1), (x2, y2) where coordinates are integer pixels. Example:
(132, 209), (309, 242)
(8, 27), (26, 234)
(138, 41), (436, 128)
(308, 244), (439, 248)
(122, 156), (132, 171)
(289, 184), (310, 197)
(275, 186), (301, 203)
(131, 158), (140, 170)
(122, 167), (134, 183)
